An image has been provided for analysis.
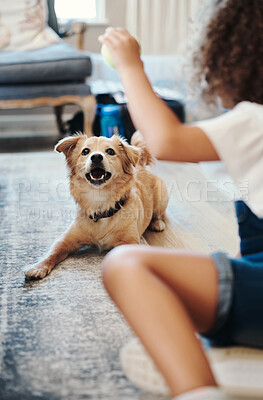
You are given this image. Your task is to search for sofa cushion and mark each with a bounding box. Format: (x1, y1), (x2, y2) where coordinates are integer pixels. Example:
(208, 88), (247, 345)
(0, 43), (92, 84)
(0, 82), (92, 100)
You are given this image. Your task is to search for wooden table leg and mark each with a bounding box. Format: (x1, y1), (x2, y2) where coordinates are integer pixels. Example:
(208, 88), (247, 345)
(79, 95), (97, 137)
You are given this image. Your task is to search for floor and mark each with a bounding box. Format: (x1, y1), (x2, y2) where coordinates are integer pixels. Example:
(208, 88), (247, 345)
(0, 135), (240, 400)
(0, 132), (59, 153)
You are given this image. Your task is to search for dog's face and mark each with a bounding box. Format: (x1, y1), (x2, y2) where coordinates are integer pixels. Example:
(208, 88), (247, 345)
(55, 134), (140, 188)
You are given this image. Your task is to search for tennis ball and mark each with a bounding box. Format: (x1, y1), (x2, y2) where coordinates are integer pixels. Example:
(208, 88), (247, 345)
(101, 43), (116, 69)
(101, 37), (141, 69)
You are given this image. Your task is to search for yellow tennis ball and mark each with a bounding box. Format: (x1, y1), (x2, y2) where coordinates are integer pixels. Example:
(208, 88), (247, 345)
(101, 43), (116, 69)
(101, 37), (141, 69)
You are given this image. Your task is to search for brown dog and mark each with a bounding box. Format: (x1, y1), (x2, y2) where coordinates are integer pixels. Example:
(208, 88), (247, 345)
(25, 132), (168, 279)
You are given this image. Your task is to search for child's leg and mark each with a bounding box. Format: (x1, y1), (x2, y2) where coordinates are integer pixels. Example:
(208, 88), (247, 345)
(102, 245), (219, 398)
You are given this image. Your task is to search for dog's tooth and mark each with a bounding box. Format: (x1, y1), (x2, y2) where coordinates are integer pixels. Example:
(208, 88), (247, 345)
(91, 172), (105, 180)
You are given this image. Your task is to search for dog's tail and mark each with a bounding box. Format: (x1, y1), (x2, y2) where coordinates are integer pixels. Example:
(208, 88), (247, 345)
(131, 131), (155, 166)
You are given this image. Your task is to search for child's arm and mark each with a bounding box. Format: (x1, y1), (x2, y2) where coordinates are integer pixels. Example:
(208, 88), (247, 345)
(99, 28), (220, 163)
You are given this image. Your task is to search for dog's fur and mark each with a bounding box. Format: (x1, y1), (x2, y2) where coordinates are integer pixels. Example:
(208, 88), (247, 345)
(25, 132), (168, 279)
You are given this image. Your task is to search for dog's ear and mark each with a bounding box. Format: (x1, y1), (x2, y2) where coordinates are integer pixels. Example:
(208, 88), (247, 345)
(118, 138), (140, 174)
(55, 135), (82, 157)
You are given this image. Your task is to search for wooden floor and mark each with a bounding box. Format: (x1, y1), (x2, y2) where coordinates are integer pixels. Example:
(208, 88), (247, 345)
(145, 160), (240, 257)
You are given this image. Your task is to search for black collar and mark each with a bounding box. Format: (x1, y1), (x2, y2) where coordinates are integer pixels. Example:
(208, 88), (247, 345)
(89, 197), (126, 223)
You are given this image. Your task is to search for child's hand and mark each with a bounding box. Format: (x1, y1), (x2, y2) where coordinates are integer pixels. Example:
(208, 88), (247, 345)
(98, 28), (142, 72)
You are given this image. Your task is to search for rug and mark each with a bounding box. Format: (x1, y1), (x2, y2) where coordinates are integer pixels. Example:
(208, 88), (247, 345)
(1, 149), (247, 400)
(0, 151), (165, 400)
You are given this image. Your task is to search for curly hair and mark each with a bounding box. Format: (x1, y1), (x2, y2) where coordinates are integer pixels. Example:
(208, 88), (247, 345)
(190, 0), (263, 107)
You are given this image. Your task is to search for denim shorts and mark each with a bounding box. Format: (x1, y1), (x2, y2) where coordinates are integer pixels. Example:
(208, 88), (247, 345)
(203, 200), (263, 348)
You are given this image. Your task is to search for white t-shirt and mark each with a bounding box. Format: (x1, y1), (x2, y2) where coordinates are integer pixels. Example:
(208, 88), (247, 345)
(196, 102), (263, 218)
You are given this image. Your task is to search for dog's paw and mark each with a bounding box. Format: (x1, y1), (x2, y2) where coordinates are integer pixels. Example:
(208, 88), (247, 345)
(24, 264), (50, 280)
(149, 219), (165, 232)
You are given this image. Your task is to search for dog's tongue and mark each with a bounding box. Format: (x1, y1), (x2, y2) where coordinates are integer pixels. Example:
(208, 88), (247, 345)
(91, 168), (105, 180)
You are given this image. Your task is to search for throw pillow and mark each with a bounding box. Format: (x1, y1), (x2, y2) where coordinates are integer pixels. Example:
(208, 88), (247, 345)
(0, 0), (60, 51)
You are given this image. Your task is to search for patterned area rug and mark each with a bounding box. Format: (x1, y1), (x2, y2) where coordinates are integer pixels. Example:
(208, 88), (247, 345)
(0, 151), (164, 400)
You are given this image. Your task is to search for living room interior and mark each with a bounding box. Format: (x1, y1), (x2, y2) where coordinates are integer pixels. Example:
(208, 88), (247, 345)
(0, 1), (262, 400)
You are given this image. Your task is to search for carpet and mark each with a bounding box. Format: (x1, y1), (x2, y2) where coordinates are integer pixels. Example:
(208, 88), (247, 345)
(0, 151), (165, 400)
(1, 149), (246, 400)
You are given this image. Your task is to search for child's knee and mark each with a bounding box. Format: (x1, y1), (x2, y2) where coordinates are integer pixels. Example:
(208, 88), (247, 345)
(102, 245), (141, 290)
(102, 245), (136, 287)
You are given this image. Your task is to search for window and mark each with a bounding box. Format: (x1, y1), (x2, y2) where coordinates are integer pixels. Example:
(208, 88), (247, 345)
(54, 0), (105, 22)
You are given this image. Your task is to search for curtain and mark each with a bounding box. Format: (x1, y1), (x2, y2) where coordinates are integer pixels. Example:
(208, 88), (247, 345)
(126, 0), (204, 55)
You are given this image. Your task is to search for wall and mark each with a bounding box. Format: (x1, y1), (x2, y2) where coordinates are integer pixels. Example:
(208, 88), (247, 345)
(65, 0), (127, 52)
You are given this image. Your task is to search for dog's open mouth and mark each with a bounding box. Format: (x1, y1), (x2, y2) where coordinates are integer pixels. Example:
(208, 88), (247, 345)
(86, 168), (112, 185)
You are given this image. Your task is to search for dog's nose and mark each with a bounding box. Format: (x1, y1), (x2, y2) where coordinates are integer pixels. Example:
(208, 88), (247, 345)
(91, 153), (103, 163)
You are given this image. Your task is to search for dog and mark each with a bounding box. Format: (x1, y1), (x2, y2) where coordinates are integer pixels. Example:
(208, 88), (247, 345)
(25, 132), (168, 279)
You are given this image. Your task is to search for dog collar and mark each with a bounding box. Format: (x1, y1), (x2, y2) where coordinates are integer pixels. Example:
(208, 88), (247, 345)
(89, 197), (126, 223)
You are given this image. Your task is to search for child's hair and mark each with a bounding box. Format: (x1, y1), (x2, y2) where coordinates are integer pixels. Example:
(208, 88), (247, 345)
(190, 0), (263, 107)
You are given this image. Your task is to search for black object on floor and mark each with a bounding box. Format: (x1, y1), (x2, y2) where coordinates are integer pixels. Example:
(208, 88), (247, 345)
(66, 92), (185, 142)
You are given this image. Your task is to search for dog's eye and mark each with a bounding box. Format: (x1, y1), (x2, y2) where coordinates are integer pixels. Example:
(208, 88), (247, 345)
(82, 148), (90, 156)
(106, 148), (115, 156)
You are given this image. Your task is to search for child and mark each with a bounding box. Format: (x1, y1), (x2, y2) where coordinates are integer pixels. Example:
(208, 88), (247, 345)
(99, 1), (263, 399)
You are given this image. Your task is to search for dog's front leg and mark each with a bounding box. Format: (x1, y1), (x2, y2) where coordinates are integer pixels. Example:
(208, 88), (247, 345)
(25, 224), (85, 280)
(113, 235), (141, 247)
